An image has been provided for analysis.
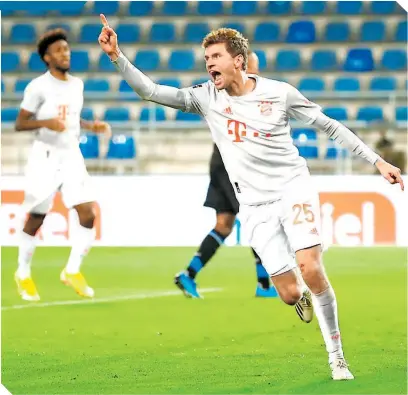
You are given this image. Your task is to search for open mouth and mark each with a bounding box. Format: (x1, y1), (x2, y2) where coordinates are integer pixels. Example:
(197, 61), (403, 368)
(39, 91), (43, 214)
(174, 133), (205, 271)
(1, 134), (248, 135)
(209, 71), (222, 84)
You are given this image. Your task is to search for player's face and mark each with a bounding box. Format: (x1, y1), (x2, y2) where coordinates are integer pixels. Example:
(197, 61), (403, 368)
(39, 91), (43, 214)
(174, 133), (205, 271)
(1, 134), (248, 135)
(204, 43), (243, 90)
(46, 40), (71, 72)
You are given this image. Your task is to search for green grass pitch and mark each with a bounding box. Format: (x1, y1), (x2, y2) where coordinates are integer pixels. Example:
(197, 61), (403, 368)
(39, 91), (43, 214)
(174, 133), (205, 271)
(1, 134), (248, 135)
(1, 246), (407, 394)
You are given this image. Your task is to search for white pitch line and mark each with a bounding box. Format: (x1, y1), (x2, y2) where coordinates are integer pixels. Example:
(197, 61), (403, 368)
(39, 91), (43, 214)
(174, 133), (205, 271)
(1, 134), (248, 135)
(2, 287), (223, 311)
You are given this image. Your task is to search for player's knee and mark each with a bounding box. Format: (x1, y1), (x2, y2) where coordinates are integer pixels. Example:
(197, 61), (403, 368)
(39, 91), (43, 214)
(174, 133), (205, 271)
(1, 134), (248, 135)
(298, 254), (321, 280)
(24, 213), (46, 235)
(279, 284), (302, 306)
(214, 223), (233, 237)
(78, 209), (95, 228)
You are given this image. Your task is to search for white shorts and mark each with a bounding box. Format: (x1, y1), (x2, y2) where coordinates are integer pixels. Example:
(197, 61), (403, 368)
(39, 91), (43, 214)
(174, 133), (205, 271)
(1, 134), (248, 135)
(23, 142), (95, 214)
(240, 175), (322, 276)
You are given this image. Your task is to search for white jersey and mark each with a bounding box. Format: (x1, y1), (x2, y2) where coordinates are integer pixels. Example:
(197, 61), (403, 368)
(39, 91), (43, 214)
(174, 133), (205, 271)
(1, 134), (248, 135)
(20, 71), (84, 150)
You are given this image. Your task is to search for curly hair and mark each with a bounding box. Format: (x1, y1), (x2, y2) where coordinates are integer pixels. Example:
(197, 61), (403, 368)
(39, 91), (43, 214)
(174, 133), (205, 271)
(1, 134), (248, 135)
(37, 28), (68, 64)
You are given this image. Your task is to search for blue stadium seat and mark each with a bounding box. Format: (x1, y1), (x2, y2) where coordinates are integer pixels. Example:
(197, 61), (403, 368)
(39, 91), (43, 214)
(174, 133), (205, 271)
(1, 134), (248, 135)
(337, 1), (363, 14)
(324, 107), (348, 121)
(310, 50), (337, 71)
(369, 77), (396, 91)
(1, 81), (5, 93)
(156, 78), (182, 88)
(333, 77), (360, 91)
(70, 51), (90, 72)
(292, 129), (318, 159)
(0, 1), (19, 16)
(197, 1), (223, 15)
(22, 1), (86, 16)
(116, 24), (140, 43)
(103, 108), (131, 122)
(118, 79), (140, 101)
(396, 107), (408, 121)
(10, 24), (36, 44)
(162, 1), (188, 15)
(325, 146), (347, 160)
(150, 23), (176, 43)
(253, 50), (267, 71)
(79, 134), (99, 159)
(266, 1), (291, 14)
(168, 50), (195, 71)
(286, 21), (316, 43)
(395, 21), (407, 42)
(139, 107), (166, 122)
(98, 54), (116, 71)
(357, 107), (384, 122)
(84, 79), (110, 92)
(46, 23), (71, 33)
(79, 24), (101, 43)
(231, 1), (258, 15)
(371, 1), (396, 14)
(298, 78), (325, 91)
(275, 50), (301, 71)
(107, 135), (136, 159)
(2, 52), (20, 72)
(192, 77), (209, 86)
(222, 22), (246, 35)
(15, 79), (32, 92)
(360, 21), (386, 42)
(324, 22), (350, 42)
(176, 111), (202, 121)
(381, 49), (407, 70)
(135, 50), (161, 71)
(301, 1), (326, 14)
(184, 23), (210, 43)
(128, 1), (154, 16)
(1, 108), (19, 122)
(254, 22), (280, 42)
(28, 52), (46, 72)
(81, 108), (94, 121)
(93, 1), (119, 15)
(344, 49), (374, 72)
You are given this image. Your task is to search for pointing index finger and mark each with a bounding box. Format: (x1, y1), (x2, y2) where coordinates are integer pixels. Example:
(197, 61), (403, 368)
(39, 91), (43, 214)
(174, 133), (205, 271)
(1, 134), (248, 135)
(100, 14), (109, 28)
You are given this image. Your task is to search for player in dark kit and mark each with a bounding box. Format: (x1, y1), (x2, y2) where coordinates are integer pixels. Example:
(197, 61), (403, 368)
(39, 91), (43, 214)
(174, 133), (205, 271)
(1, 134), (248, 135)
(175, 52), (278, 299)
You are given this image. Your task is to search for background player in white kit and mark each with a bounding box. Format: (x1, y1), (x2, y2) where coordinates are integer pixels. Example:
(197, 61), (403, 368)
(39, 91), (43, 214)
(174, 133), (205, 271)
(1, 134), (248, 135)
(14, 29), (111, 301)
(98, 15), (404, 381)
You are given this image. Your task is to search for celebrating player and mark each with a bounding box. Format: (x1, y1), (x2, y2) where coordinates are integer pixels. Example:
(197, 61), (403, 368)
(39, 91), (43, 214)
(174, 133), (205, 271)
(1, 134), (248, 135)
(98, 15), (403, 380)
(14, 29), (111, 301)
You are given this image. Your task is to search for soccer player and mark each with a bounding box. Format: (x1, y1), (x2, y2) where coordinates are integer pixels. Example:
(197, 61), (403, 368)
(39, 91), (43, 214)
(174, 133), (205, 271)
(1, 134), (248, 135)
(14, 29), (111, 301)
(98, 16), (404, 380)
(175, 51), (277, 299)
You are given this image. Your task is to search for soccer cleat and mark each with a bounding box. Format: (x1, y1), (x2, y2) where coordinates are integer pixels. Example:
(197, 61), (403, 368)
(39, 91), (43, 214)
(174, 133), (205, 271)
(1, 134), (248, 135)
(14, 273), (40, 302)
(60, 269), (94, 298)
(255, 284), (278, 298)
(330, 358), (355, 380)
(295, 289), (314, 323)
(174, 272), (201, 298)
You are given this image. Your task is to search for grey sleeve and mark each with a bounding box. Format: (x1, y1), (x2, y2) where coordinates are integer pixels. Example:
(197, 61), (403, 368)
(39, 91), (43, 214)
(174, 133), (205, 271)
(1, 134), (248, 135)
(312, 112), (380, 165)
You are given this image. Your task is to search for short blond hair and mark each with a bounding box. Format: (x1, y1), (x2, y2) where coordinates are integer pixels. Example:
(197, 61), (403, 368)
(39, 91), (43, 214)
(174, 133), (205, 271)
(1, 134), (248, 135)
(202, 28), (249, 71)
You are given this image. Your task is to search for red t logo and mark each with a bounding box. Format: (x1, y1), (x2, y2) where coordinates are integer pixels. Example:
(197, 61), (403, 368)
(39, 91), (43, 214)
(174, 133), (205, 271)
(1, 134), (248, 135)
(227, 120), (246, 142)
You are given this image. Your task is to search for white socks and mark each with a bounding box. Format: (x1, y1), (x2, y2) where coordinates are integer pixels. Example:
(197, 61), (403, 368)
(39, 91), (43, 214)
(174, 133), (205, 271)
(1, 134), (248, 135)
(65, 226), (95, 274)
(17, 231), (37, 279)
(312, 286), (344, 363)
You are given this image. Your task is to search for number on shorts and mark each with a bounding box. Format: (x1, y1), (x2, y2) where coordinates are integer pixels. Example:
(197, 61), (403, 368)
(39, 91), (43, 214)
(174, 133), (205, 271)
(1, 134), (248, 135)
(292, 204), (315, 225)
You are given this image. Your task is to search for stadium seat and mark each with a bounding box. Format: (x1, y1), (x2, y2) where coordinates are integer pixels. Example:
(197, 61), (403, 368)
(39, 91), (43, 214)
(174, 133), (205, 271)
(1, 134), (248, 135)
(156, 78), (182, 88)
(1, 81), (5, 93)
(70, 51), (90, 72)
(254, 22), (280, 42)
(150, 23), (176, 43)
(286, 21), (316, 43)
(103, 108), (131, 122)
(128, 1), (154, 16)
(79, 134), (99, 159)
(371, 1), (396, 14)
(118, 80), (140, 101)
(231, 1), (258, 15)
(162, 1), (188, 15)
(135, 50), (161, 71)
(191, 77), (209, 86)
(325, 146), (347, 160)
(360, 21), (386, 42)
(81, 108), (94, 121)
(333, 77), (360, 91)
(1, 108), (19, 122)
(84, 79), (110, 92)
(337, 1), (363, 14)
(115, 24), (140, 43)
(310, 50), (337, 71)
(292, 129), (318, 159)
(197, 1), (223, 15)
(301, 1), (326, 14)
(183, 23), (210, 43)
(139, 107), (166, 122)
(10, 24), (36, 44)
(324, 107), (348, 121)
(381, 49), (407, 70)
(79, 24), (101, 43)
(344, 49), (374, 72)
(222, 22), (246, 35)
(275, 50), (301, 71)
(298, 78), (325, 91)
(369, 77), (396, 91)
(168, 50), (195, 71)
(98, 53), (116, 71)
(28, 52), (46, 72)
(46, 23), (71, 33)
(0, 1), (19, 16)
(356, 107), (384, 122)
(106, 135), (136, 159)
(2, 52), (20, 72)
(266, 1), (291, 14)
(176, 111), (202, 121)
(395, 107), (408, 121)
(395, 21), (407, 42)
(14, 79), (32, 92)
(253, 50), (267, 71)
(21, 1), (86, 16)
(324, 22), (350, 42)
(93, 1), (119, 15)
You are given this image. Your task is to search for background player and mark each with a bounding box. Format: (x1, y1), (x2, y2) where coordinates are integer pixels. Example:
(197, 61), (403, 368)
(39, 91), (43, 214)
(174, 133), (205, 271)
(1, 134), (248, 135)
(14, 29), (111, 301)
(175, 51), (277, 299)
(98, 16), (403, 380)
